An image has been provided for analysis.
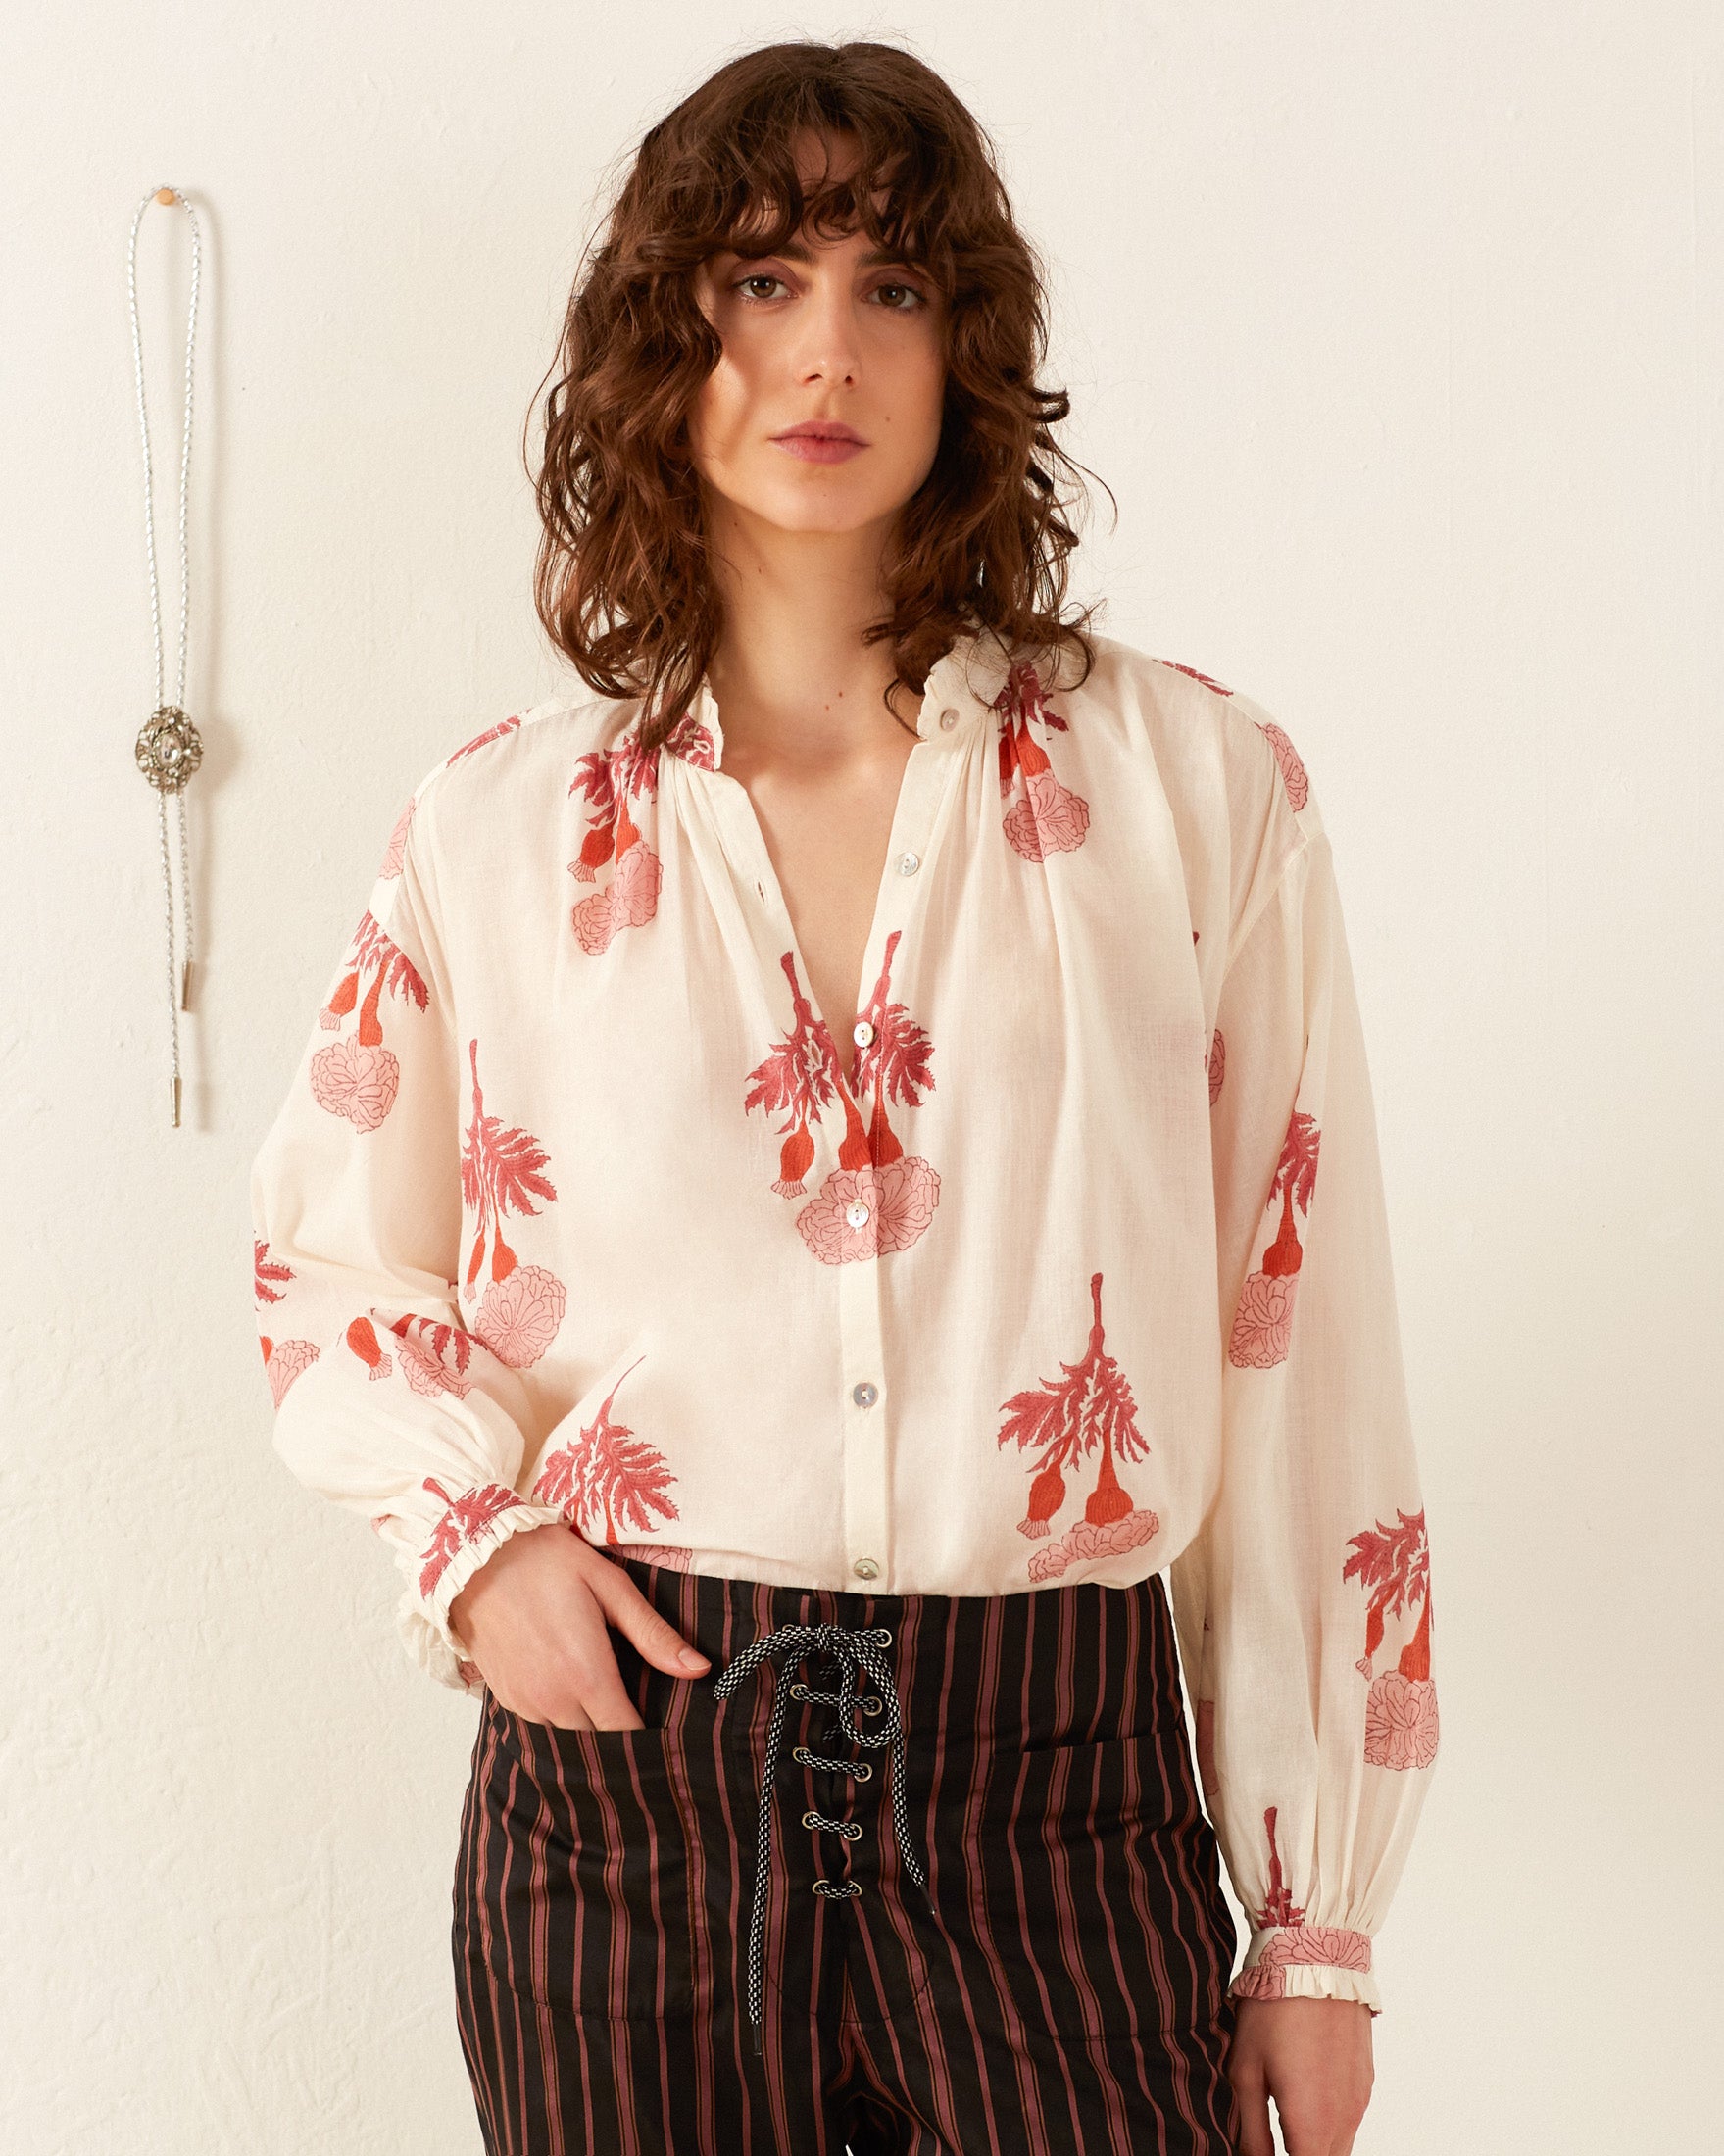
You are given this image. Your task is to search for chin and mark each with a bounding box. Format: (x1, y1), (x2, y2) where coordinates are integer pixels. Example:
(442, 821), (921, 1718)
(744, 485), (905, 538)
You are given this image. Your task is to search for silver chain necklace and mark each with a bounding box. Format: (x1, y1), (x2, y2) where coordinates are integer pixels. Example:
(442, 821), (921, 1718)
(126, 183), (204, 1128)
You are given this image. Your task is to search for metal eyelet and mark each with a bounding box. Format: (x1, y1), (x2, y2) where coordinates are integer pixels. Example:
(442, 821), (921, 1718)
(788, 1680), (810, 1699)
(851, 1761), (873, 1780)
(792, 1745), (812, 1765)
(841, 1821), (863, 1841)
(860, 1695), (883, 1715)
(871, 1626), (893, 1646)
(802, 1810), (820, 1829)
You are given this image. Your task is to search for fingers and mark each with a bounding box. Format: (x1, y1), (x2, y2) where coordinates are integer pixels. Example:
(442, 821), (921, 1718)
(1230, 2058), (1275, 2156)
(580, 1540), (712, 1680)
(464, 1530), (711, 1732)
(1230, 1996), (1374, 2156)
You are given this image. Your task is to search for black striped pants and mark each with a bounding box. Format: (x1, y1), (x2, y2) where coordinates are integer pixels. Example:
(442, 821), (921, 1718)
(454, 1554), (1242, 2155)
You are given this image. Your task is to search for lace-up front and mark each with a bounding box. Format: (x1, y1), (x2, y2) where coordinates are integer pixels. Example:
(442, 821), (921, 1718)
(711, 1619), (935, 2054)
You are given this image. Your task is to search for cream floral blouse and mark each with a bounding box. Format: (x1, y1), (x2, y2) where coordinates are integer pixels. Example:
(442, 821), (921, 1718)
(249, 627), (1439, 2011)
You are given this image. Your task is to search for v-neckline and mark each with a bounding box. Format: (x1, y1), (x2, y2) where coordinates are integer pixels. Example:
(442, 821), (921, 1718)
(712, 732), (931, 1093)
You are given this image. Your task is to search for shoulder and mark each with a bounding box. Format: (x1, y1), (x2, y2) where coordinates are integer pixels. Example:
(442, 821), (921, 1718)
(389, 681), (638, 865)
(1055, 628), (1322, 862)
(1059, 631), (1313, 810)
(1038, 630), (1330, 965)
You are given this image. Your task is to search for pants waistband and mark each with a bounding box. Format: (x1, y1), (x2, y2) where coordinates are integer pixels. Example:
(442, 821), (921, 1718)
(598, 1548), (1184, 1761)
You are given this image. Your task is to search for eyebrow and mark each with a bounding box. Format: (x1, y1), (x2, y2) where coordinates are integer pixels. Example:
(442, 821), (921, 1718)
(722, 236), (918, 271)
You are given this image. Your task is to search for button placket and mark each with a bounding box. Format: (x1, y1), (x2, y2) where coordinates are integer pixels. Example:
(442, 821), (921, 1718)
(686, 667), (990, 1595)
(828, 731), (963, 1588)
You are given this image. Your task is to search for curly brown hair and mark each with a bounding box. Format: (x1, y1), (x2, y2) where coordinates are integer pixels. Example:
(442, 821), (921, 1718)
(527, 39), (1105, 752)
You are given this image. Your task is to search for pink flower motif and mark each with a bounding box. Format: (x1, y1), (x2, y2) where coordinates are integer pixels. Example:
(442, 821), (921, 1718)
(1026, 1506), (1160, 1581)
(377, 798), (415, 879)
(1364, 1670), (1441, 1770)
(795, 1157), (941, 1264)
(1227, 1269), (1298, 1367)
(609, 839), (663, 928)
(1003, 765), (1091, 862)
(569, 886), (615, 953)
(396, 1330), (474, 1399)
(1256, 719), (1310, 811)
(1207, 1026), (1225, 1105)
(309, 1036), (401, 1132)
(570, 842), (664, 955)
(473, 1261), (567, 1368)
(1231, 1925), (1372, 2000)
(265, 1337), (319, 1407)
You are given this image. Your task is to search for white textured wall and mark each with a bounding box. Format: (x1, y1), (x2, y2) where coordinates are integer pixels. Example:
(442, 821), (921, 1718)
(4, 4), (1717, 2149)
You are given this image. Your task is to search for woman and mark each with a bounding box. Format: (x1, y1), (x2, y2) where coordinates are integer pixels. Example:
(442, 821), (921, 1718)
(250, 38), (1439, 2156)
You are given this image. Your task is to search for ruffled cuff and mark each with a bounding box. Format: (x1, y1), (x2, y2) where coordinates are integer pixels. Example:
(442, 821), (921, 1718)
(1227, 1925), (1382, 2016)
(393, 1482), (568, 1697)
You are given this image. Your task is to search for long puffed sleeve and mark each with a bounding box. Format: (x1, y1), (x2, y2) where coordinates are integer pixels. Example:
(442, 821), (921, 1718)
(249, 786), (566, 1695)
(1170, 723), (1440, 2015)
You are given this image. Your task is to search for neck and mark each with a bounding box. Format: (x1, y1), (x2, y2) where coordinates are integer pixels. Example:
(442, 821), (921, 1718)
(702, 495), (917, 767)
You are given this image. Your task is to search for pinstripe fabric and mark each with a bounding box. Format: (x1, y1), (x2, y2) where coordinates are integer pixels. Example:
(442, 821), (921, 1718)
(453, 1551), (1242, 2155)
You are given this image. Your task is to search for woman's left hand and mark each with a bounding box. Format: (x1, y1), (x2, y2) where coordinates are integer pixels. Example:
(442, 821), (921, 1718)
(1228, 1995), (1375, 2155)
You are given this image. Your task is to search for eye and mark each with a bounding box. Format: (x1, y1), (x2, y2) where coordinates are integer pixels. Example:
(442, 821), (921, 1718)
(871, 280), (928, 312)
(733, 271), (791, 303)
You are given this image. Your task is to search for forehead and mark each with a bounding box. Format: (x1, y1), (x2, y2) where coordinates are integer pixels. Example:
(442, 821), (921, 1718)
(717, 125), (909, 259)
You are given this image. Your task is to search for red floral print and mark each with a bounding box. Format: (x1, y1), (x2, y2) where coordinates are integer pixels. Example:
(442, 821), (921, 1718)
(567, 710), (717, 955)
(344, 1313), (393, 1380)
(418, 1474), (525, 1599)
(1207, 1025), (1225, 1104)
(376, 796), (415, 879)
(260, 1335), (319, 1407)
(746, 931), (943, 1264)
(1152, 657), (1235, 697)
(1235, 1801), (1378, 1996)
(253, 1236), (319, 1404)
(254, 1235), (292, 1306)
(1232, 1925), (1373, 2001)
(384, 1311), (478, 1399)
(532, 1354), (685, 1552)
(309, 911), (430, 1133)
(460, 1039), (566, 1366)
(1345, 1505), (1440, 1770)
(1252, 1803), (1305, 1928)
(997, 1271), (1160, 1581)
(1227, 1105), (1319, 1368)
(1364, 1670), (1440, 1771)
(993, 662), (1091, 861)
(744, 950), (848, 1197)
(446, 713), (523, 767)
(1255, 718), (1310, 811)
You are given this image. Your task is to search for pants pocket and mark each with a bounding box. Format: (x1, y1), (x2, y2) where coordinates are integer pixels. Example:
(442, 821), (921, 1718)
(458, 1691), (700, 2022)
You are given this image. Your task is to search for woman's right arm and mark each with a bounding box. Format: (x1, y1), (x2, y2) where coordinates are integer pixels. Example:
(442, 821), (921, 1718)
(248, 782), (707, 1720)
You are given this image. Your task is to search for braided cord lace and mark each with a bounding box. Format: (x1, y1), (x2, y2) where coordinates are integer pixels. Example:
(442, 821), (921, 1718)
(710, 1619), (933, 2054)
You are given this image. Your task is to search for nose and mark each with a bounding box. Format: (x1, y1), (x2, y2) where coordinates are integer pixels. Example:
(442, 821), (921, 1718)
(791, 277), (861, 388)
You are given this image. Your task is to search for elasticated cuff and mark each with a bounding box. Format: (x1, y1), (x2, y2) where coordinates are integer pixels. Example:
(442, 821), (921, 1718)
(1228, 1925), (1382, 2016)
(395, 1485), (568, 1694)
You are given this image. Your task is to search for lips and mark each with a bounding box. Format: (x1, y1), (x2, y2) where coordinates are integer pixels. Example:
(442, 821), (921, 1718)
(773, 421), (865, 443)
(770, 421), (868, 465)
